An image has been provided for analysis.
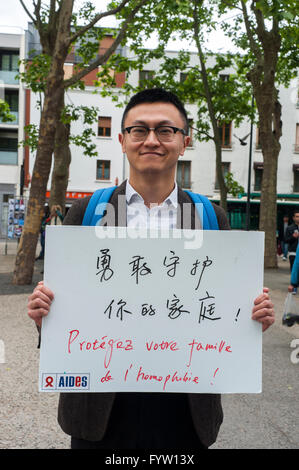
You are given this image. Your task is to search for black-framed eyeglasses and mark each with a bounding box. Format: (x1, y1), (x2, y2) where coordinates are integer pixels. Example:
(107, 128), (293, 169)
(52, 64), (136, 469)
(123, 125), (187, 142)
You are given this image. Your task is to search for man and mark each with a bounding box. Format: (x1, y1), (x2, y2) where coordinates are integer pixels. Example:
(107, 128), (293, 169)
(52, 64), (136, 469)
(285, 210), (299, 270)
(28, 88), (274, 450)
(278, 215), (289, 261)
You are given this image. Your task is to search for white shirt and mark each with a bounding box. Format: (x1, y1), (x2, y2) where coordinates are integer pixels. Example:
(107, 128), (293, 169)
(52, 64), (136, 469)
(126, 181), (178, 230)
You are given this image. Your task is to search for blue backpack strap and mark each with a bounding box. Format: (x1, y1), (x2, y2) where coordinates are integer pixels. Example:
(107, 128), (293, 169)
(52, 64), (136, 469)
(184, 190), (219, 230)
(82, 186), (117, 226)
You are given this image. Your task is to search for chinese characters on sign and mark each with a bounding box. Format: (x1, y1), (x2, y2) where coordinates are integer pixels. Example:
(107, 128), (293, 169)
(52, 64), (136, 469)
(97, 249), (221, 324)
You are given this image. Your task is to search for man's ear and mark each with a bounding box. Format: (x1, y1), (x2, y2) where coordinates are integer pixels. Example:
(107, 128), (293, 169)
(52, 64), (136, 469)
(180, 135), (190, 155)
(118, 133), (125, 152)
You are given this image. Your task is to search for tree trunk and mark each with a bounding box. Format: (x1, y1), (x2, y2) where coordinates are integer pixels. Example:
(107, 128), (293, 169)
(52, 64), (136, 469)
(240, 1), (282, 268)
(258, 95), (281, 268)
(13, 0), (74, 284)
(13, 85), (65, 284)
(192, 1), (228, 212)
(49, 94), (71, 214)
(215, 142), (227, 212)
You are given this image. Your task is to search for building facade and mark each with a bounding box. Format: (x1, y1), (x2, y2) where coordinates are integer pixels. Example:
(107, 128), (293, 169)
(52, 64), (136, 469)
(0, 31), (26, 238)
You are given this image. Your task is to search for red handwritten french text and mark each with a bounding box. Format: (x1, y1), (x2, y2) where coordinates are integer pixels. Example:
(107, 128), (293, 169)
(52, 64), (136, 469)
(145, 340), (179, 352)
(100, 370), (113, 383)
(67, 329), (133, 368)
(187, 339), (232, 367)
(136, 365), (199, 391)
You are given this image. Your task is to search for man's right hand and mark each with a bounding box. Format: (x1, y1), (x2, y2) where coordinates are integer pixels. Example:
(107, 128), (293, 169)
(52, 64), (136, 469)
(28, 281), (54, 327)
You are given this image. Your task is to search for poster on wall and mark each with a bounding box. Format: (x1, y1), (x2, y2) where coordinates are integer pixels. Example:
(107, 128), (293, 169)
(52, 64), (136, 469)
(7, 198), (26, 239)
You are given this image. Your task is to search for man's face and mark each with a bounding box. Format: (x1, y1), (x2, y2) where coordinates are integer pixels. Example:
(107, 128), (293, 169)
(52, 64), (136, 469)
(119, 102), (190, 177)
(293, 213), (299, 225)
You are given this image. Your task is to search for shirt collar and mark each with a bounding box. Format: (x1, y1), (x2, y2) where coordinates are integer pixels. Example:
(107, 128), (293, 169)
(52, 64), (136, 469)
(126, 180), (178, 208)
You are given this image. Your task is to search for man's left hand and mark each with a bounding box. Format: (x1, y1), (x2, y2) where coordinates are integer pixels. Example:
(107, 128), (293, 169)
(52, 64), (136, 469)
(252, 287), (275, 332)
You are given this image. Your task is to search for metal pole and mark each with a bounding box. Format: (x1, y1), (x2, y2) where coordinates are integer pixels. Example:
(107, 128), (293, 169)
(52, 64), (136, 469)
(246, 95), (254, 231)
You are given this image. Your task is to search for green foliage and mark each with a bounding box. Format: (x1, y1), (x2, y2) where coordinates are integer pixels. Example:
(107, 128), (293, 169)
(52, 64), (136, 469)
(19, 124), (39, 151)
(20, 104), (99, 158)
(219, 0), (299, 86)
(0, 100), (15, 123)
(225, 172), (244, 197)
(61, 104), (99, 157)
(69, 128), (97, 157)
(61, 104), (99, 125)
(18, 54), (51, 93)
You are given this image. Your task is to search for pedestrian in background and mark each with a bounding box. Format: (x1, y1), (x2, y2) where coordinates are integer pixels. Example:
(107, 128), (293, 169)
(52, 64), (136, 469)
(35, 205), (50, 261)
(49, 205), (64, 225)
(284, 243), (299, 326)
(285, 209), (299, 270)
(279, 215), (289, 261)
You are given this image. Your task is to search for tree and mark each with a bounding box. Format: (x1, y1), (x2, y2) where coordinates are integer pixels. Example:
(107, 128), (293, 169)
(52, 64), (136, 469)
(18, 52), (99, 212)
(103, 0), (251, 210)
(219, 0), (299, 267)
(110, 0), (298, 265)
(13, 0), (150, 285)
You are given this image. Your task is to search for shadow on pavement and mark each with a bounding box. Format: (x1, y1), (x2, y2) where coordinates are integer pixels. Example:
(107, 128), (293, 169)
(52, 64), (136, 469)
(0, 266), (43, 295)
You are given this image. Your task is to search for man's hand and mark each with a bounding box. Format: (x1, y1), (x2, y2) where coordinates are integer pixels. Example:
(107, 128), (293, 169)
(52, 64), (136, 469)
(28, 281), (54, 327)
(252, 287), (275, 332)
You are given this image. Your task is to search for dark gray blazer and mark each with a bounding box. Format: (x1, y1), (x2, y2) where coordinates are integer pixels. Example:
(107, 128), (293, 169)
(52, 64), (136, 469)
(57, 181), (230, 448)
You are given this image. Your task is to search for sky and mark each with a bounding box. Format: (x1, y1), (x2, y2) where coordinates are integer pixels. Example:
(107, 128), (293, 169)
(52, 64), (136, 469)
(0, 0), (238, 53)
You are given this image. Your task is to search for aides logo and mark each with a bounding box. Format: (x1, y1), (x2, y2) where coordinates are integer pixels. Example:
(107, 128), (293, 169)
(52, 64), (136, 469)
(41, 373), (90, 391)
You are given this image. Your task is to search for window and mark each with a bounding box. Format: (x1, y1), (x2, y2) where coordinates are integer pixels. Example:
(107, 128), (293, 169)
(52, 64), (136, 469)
(176, 161), (191, 189)
(98, 117), (111, 137)
(215, 162), (230, 190)
(5, 90), (18, 112)
(187, 119), (193, 147)
(254, 163), (263, 191)
(180, 72), (188, 83)
(0, 135), (18, 152)
(219, 74), (230, 82)
(0, 130), (18, 165)
(256, 127), (262, 150)
(139, 70), (154, 86)
(218, 122), (232, 148)
(96, 160), (110, 180)
(293, 165), (299, 192)
(0, 50), (19, 71)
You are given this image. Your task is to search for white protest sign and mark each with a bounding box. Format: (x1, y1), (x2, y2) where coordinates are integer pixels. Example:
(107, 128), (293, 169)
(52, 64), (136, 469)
(39, 226), (264, 394)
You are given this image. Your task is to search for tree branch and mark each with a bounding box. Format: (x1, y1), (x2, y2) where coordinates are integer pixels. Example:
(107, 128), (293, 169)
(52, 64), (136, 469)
(64, 0), (149, 88)
(251, 1), (269, 49)
(33, 0), (43, 34)
(19, 0), (36, 25)
(240, 0), (261, 60)
(68, 0), (131, 45)
(221, 0), (243, 12)
(191, 126), (213, 141)
(48, 0), (58, 26)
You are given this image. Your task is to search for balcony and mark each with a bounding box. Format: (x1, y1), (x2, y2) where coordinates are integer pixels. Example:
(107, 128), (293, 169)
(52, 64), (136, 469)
(0, 70), (19, 85)
(0, 111), (18, 125)
(0, 150), (18, 165)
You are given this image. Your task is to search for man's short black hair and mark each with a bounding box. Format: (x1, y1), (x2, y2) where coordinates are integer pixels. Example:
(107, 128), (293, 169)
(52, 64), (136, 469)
(121, 88), (189, 134)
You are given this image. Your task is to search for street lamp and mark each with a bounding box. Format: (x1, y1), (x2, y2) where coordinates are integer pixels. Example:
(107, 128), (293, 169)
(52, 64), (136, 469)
(235, 96), (254, 230)
(245, 95), (254, 231)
